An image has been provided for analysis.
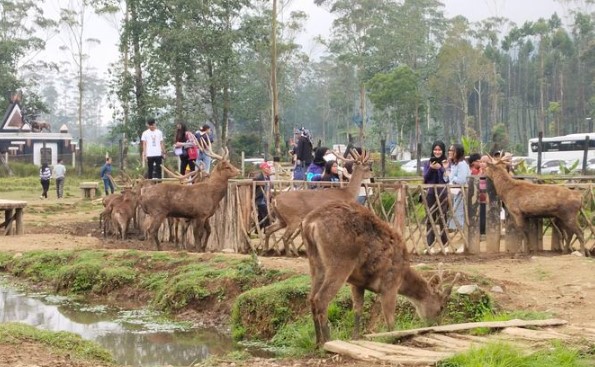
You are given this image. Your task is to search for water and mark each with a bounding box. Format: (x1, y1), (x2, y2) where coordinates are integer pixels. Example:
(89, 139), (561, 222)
(0, 287), (234, 366)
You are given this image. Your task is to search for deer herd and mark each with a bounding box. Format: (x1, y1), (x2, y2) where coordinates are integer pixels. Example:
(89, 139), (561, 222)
(98, 145), (588, 347)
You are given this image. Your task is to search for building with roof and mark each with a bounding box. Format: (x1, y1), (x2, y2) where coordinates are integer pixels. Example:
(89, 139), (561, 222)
(0, 92), (75, 166)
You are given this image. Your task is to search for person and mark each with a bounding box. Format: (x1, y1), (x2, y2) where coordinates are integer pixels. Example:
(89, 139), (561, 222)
(253, 161), (272, 229)
(305, 146), (330, 184)
(320, 160), (340, 183)
(196, 124), (214, 173)
(422, 140), (449, 250)
(444, 143), (471, 231)
(141, 118), (166, 179)
(174, 122), (199, 174)
(293, 128), (313, 180)
(52, 158), (66, 199)
(100, 157), (115, 196)
(39, 162), (51, 199)
(468, 153), (486, 236)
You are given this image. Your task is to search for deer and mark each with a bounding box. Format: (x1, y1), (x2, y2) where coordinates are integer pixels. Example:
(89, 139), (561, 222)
(140, 139), (240, 251)
(482, 153), (587, 255)
(302, 201), (460, 346)
(263, 149), (372, 256)
(111, 187), (141, 240)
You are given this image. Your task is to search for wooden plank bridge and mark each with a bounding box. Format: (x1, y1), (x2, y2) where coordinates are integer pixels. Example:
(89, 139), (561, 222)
(324, 319), (595, 365)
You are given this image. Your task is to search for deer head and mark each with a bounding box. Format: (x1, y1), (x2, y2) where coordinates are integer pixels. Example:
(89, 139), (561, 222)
(198, 138), (240, 179)
(415, 267), (460, 321)
(334, 148), (373, 180)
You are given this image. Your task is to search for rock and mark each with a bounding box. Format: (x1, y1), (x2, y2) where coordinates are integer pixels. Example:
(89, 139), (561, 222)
(12, 252), (23, 259)
(571, 251), (584, 257)
(490, 285), (504, 293)
(457, 284), (480, 295)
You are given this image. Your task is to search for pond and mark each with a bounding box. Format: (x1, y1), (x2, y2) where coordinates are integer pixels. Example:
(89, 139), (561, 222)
(0, 286), (234, 366)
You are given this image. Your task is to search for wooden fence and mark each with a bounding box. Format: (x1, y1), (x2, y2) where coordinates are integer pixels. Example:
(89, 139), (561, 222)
(192, 177), (595, 256)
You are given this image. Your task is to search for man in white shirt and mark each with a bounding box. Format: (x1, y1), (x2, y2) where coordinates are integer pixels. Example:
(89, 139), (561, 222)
(141, 118), (166, 179)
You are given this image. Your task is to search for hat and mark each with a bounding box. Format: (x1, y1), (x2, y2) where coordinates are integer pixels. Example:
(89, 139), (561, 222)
(260, 162), (272, 170)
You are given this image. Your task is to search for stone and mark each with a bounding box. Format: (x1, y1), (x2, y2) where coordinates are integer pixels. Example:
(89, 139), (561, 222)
(457, 284), (480, 295)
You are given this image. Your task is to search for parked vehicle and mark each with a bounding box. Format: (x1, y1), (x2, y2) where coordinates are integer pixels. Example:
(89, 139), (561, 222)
(511, 156), (536, 170)
(537, 159), (570, 174)
(401, 158), (429, 174)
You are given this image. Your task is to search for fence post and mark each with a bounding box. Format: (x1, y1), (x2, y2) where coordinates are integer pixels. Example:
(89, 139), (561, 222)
(466, 176), (480, 254)
(394, 183), (406, 238)
(485, 178), (501, 253)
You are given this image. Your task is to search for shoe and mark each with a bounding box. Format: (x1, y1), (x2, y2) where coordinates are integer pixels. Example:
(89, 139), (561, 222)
(456, 246), (465, 254)
(40, 196), (44, 199)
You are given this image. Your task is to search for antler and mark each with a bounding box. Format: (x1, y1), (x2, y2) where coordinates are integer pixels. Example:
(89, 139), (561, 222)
(198, 136), (225, 161)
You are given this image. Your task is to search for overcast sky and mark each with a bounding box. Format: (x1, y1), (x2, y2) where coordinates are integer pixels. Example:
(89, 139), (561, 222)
(39, 0), (571, 77)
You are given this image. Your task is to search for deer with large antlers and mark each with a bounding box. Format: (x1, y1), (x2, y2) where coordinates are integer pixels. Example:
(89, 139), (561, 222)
(263, 149), (372, 256)
(140, 139), (240, 251)
(482, 153), (587, 255)
(303, 201), (459, 346)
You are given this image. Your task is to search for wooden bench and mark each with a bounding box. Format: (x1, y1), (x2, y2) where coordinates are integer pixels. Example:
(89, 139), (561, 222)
(80, 182), (99, 199)
(0, 199), (27, 235)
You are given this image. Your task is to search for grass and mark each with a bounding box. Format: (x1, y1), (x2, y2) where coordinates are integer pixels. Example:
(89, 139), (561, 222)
(439, 341), (594, 367)
(0, 322), (114, 365)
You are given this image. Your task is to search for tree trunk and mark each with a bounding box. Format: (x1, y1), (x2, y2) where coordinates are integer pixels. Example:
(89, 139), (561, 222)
(271, 0), (280, 158)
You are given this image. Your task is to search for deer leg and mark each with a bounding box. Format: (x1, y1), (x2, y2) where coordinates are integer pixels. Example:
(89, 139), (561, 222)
(562, 217), (586, 255)
(264, 220), (284, 254)
(379, 286), (399, 331)
(202, 220), (211, 252)
(350, 285), (365, 339)
(146, 215), (165, 251)
(311, 267), (355, 345)
(282, 224), (299, 257)
(192, 218), (204, 252)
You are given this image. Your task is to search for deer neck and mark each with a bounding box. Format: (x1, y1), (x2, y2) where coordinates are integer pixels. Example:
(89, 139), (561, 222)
(398, 267), (433, 303)
(346, 167), (365, 197)
(487, 167), (514, 196)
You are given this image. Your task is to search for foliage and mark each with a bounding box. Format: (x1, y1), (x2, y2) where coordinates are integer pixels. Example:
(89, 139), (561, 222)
(0, 323), (114, 364)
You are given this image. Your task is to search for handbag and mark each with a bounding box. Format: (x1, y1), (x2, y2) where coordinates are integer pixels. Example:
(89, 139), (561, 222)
(186, 146), (198, 160)
(174, 147), (184, 156)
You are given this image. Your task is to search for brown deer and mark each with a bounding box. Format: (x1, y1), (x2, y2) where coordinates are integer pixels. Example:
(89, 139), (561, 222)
(140, 140), (240, 251)
(482, 153), (586, 255)
(111, 188), (141, 240)
(264, 149), (372, 256)
(302, 201), (459, 346)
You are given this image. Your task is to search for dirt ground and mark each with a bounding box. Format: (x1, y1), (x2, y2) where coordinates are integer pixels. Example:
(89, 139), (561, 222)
(1, 197), (594, 366)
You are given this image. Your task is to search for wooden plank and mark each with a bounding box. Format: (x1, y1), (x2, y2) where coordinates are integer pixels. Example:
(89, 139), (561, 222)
(350, 340), (453, 358)
(325, 340), (445, 365)
(413, 336), (466, 350)
(448, 333), (491, 344)
(365, 318), (568, 339)
(323, 340), (386, 361)
(427, 333), (474, 348)
(501, 327), (569, 340)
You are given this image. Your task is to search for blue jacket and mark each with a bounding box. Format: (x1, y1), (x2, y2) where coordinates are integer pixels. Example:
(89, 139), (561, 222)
(100, 163), (112, 180)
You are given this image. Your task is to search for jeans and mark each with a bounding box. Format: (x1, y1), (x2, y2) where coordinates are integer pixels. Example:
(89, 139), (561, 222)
(147, 156), (163, 179)
(55, 177), (64, 198)
(40, 179), (50, 198)
(197, 152), (212, 173)
(103, 178), (114, 196)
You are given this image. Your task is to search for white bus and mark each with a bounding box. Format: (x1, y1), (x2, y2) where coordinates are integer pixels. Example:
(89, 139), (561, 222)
(528, 133), (595, 164)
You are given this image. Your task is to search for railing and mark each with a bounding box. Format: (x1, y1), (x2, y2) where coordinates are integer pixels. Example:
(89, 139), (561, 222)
(203, 177), (595, 256)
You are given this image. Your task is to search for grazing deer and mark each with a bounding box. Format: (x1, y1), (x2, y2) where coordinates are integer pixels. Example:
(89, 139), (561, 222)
(140, 140), (240, 251)
(302, 201), (459, 346)
(482, 153), (586, 255)
(264, 149), (372, 256)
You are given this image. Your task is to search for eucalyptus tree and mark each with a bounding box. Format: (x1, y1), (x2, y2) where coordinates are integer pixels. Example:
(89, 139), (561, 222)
(232, 5), (308, 155)
(59, 0), (102, 172)
(430, 16), (491, 140)
(0, 0), (57, 112)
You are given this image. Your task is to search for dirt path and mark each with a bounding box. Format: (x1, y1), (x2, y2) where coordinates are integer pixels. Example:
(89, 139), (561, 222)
(1, 199), (594, 366)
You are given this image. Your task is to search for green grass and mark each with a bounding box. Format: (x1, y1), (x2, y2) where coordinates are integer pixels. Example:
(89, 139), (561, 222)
(0, 322), (114, 364)
(439, 341), (593, 367)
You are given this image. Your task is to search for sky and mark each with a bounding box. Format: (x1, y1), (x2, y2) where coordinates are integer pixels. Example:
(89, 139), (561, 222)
(34, 0), (572, 123)
(40, 0), (570, 78)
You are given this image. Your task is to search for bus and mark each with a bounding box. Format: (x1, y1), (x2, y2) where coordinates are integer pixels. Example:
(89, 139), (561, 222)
(528, 133), (595, 164)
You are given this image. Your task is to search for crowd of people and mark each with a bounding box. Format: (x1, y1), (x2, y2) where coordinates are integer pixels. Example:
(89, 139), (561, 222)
(422, 140), (502, 253)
